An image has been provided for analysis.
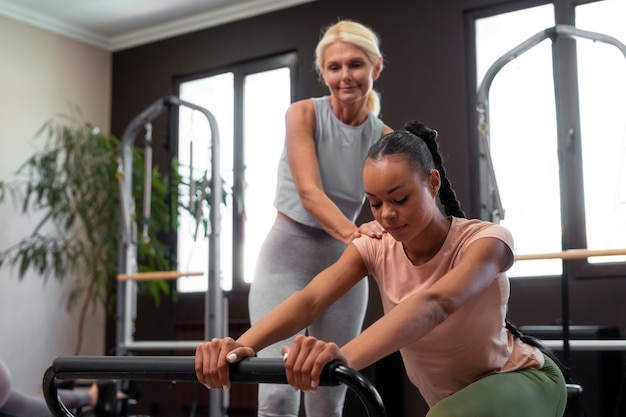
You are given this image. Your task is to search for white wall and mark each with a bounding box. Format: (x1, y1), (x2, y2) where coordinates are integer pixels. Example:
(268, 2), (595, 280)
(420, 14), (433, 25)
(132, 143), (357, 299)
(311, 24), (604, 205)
(0, 14), (111, 395)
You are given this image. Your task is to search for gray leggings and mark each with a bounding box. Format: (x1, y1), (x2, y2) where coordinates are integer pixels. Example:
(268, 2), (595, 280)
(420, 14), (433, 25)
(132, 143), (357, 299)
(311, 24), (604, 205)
(0, 360), (92, 417)
(249, 216), (368, 417)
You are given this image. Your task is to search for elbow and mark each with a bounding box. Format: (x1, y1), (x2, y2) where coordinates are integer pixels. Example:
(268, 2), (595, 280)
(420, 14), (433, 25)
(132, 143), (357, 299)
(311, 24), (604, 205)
(298, 189), (318, 213)
(423, 293), (453, 326)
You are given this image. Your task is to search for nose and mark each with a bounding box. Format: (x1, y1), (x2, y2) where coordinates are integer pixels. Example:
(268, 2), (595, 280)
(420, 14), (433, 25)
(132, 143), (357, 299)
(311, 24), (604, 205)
(341, 67), (352, 82)
(381, 203), (396, 221)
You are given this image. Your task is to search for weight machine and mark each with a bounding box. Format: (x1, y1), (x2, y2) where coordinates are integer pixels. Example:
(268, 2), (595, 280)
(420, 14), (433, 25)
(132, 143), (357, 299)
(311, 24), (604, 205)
(115, 95), (225, 415)
(476, 24), (626, 357)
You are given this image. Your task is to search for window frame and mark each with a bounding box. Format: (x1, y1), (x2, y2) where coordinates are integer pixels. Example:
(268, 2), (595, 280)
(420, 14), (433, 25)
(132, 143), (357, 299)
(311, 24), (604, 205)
(173, 51), (298, 293)
(465, 0), (626, 280)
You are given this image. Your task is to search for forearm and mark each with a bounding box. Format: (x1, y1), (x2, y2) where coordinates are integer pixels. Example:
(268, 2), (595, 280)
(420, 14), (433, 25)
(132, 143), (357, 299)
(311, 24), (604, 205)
(237, 291), (320, 353)
(341, 295), (447, 370)
(300, 189), (357, 244)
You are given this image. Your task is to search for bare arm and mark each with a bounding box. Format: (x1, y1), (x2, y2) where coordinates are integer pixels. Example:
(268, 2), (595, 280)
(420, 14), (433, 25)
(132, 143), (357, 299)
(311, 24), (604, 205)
(285, 100), (391, 244)
(195, 244), (368, 389)
(282, 237), (513, 390)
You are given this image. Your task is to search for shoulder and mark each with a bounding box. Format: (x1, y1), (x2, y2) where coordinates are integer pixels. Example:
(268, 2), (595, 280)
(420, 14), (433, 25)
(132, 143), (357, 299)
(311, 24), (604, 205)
(452, 217), (515, 270)
(287, 98), (315, 115)
(453, 217), (514, 250)
(352, 233), (395, 260)
(381, 124), (394, 136)
(286, 98), (317, 130)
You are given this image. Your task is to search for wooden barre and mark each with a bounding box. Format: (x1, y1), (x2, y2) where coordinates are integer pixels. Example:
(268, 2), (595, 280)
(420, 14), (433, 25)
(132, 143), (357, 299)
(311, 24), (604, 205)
(117, 271), (204, 281)
(515, 248), (626, 261)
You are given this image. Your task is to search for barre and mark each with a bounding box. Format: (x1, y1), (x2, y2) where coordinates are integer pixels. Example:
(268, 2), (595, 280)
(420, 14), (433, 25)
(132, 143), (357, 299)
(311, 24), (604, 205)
(515, 248), (626, 261)
(117, 271), (204, 281)
(43, 356), (387, 417)
(541, 339), (626, 351)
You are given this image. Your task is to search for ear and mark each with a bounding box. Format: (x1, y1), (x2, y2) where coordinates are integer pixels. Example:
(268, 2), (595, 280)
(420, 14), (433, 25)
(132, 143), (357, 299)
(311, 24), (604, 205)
(372, 57), (383, 80)
(428, 170), (441, 197)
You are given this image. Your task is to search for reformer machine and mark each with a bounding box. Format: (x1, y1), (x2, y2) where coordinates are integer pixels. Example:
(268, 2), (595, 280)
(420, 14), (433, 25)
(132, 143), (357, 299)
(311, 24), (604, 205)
(115, 95), (225, 415)
(42, 357), (387, 417)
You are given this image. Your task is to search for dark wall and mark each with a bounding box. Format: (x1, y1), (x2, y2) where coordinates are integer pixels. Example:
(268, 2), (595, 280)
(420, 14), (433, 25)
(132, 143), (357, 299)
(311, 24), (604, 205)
(111, 0), (482, 208)
(110, 0), (626, 415)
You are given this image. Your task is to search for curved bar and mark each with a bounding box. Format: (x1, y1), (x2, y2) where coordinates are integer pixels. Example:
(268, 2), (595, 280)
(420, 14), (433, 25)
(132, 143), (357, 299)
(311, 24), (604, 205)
(324, 361), (386, 417)
(43, 356), (386, 417)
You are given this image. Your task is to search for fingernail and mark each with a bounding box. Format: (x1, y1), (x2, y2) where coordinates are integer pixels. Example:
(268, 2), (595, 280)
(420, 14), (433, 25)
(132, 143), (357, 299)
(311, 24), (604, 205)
(311, 381), (317, 389)
(227, 353), (237, 362)
(282, 352), (288, 361)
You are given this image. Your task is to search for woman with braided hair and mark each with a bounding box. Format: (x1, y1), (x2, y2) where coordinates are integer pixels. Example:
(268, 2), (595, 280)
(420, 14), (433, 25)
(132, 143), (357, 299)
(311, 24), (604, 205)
(196, 121), (567, 417)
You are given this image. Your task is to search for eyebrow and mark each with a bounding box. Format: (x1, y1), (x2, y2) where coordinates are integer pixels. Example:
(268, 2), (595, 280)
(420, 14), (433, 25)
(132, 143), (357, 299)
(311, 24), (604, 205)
(365, 185), (404, 197)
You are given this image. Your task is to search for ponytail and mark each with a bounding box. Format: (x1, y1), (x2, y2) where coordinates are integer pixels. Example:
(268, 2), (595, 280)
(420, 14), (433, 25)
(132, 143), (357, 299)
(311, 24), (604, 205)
(367, 90), (381, 117)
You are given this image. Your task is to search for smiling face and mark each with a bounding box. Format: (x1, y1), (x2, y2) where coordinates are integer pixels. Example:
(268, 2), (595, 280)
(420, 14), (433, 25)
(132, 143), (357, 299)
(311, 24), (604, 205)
(320, 41), (382, 105)
(364, 155), (441, 243)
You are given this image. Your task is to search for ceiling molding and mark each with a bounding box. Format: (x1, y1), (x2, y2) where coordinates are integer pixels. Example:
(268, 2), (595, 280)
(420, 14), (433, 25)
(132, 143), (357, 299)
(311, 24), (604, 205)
(0, 0), (109, 48)
(0, 0), (316, 52)
(108, 0), (315, 51)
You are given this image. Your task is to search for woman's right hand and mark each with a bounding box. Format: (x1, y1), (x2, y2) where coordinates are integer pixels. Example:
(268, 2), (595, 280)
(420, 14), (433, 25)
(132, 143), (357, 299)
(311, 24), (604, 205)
(355, 219), (386, 240)
(195, 337), (256, 390)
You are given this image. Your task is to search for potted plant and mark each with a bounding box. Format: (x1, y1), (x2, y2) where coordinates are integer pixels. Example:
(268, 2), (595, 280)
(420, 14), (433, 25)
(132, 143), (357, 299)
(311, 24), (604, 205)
(0, 111), (211, 354)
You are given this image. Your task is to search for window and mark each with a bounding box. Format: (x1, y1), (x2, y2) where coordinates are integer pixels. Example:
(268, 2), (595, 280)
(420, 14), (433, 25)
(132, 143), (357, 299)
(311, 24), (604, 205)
(175, 53), (295, 292)
(471, 0), (626, 278)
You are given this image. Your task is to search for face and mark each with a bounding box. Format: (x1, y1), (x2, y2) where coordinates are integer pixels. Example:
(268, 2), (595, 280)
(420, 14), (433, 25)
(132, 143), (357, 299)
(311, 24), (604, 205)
(320, 41), (381, 105)
(364, 155), (441, 242)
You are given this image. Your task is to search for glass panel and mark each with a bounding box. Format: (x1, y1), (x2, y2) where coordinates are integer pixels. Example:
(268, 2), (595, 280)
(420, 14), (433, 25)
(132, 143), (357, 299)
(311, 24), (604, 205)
(243, 68), (291, 283)
(475, 5), (563, 277)
(178, 73), (234, 292)
(576, 0), (626, 263)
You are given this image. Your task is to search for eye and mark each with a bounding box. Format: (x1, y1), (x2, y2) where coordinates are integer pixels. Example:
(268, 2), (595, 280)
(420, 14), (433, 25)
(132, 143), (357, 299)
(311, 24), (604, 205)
(394, 196), (408, 205)
(368, 200), (381, 209)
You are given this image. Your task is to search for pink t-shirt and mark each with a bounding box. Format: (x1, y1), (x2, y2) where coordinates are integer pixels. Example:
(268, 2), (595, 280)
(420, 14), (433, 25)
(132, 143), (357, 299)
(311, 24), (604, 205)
(352, 217), (543, 407)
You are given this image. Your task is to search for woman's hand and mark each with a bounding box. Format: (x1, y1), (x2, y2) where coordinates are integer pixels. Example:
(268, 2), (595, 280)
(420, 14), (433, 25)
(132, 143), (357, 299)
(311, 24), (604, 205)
(353, 219), (386, 240)
(281, 335), (349, 392)
(195, 337), (255, 390)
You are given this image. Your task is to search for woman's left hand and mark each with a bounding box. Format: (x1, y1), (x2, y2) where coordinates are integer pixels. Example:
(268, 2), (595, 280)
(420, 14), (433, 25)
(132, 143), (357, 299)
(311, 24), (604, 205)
(281, 335), (349, 392)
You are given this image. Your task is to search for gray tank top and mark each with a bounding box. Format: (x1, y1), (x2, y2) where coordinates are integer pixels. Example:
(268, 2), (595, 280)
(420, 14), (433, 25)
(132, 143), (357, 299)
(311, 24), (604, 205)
(274, 96), (384, 228)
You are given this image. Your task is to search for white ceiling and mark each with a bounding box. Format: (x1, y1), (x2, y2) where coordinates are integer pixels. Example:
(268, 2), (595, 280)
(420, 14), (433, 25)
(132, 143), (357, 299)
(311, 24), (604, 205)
(0, 0), (315, 51)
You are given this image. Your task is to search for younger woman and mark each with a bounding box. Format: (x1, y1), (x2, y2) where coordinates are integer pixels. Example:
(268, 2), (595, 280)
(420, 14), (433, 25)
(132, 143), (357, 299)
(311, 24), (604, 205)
(197, 121), (567, 417)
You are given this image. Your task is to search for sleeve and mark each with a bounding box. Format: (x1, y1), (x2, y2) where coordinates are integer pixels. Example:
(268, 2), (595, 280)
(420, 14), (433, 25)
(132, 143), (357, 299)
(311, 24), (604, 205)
(468, 223), (515, 271)
(351, 234), (378, 272)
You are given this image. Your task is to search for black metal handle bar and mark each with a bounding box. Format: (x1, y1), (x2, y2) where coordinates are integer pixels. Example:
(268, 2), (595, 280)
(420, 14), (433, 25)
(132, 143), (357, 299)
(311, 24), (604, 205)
(43, 356), (387, 417)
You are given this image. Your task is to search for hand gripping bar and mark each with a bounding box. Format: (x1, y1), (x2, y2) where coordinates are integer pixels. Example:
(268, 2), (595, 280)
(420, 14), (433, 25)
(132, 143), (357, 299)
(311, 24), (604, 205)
(43, 356), (387, 417)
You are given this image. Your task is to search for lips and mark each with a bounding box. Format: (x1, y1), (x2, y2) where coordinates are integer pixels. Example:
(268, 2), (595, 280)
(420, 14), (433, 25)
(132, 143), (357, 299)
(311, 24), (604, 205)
(385, 224), (407, 234)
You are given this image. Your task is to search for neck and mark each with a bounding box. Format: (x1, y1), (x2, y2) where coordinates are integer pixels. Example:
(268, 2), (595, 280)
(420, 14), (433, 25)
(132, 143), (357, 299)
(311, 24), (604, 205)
(329, 96), (369, 126)
(402, 215), (451, 266)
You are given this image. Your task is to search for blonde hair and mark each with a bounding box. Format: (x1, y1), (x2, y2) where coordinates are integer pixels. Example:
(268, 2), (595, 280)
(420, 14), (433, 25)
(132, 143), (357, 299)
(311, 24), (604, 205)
(315, 20), (383, 116)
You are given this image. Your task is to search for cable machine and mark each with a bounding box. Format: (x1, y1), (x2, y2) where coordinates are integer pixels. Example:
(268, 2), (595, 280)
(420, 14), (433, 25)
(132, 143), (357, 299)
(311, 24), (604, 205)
(475, 24), (626, 360)
(115, 95), (225, 416)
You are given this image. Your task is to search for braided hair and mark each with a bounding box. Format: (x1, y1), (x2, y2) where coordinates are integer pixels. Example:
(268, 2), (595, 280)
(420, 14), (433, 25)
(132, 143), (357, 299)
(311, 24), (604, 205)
(366, 120), (465, 218)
